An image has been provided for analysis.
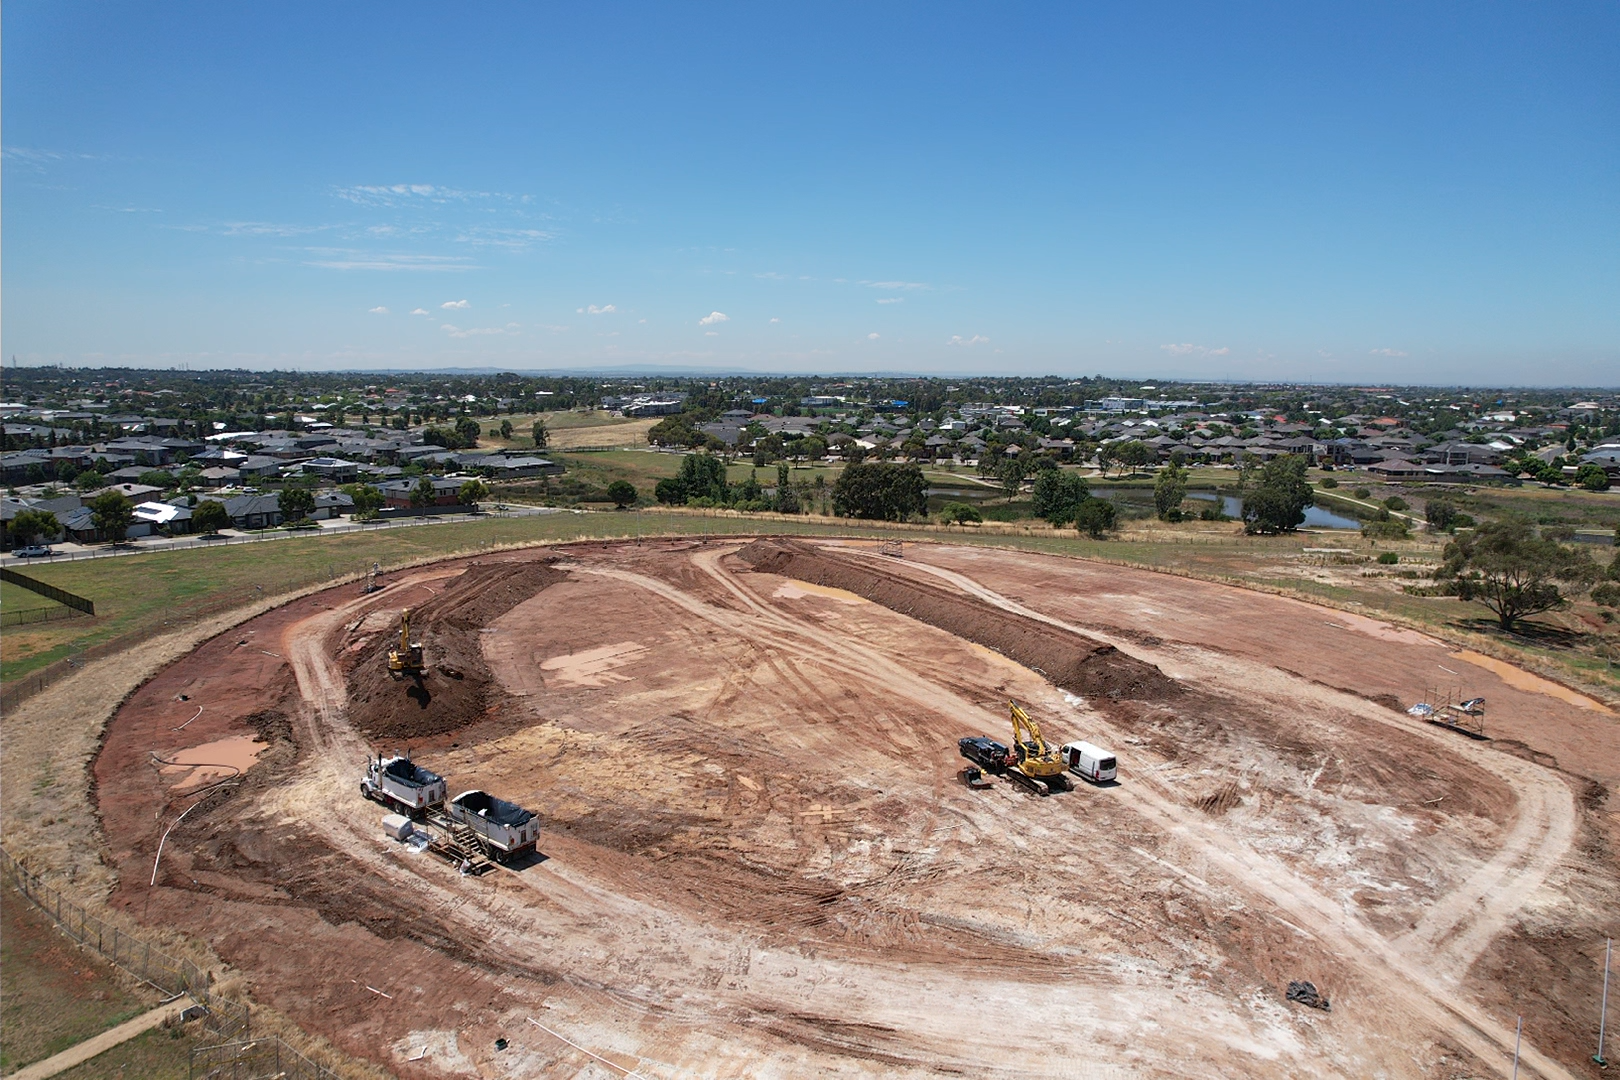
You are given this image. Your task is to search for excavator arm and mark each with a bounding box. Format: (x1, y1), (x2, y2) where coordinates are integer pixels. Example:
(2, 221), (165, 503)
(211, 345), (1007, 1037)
(1006, 700), (1068, 790)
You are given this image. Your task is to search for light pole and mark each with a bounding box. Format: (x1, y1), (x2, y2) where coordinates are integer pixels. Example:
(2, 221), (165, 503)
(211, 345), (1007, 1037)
(1599, 937), (1612, 1068)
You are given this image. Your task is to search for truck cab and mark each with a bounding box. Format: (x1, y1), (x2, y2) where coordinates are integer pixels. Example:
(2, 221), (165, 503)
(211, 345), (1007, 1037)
(1059, 741), (1117, 784)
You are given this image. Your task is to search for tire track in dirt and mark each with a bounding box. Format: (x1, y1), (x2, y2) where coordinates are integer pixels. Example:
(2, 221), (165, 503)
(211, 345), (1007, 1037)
(876, 547), (1578, 980)
(850, 545), (1579, 1079)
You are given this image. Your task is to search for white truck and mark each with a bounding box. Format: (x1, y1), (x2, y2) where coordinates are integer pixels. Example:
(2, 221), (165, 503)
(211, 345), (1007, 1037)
(448, 790), (539, 863)
(361, 755), (448, 817)
(1059, 741), (1117, 784)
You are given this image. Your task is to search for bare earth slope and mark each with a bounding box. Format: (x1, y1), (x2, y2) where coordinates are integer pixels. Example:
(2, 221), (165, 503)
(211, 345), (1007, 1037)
(90, 539), (1617, 1079)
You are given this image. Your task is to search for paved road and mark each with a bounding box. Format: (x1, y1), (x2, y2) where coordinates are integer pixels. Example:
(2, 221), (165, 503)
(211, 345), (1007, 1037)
(7, 1001), (185, 1080)
(0, 504), (571, 568)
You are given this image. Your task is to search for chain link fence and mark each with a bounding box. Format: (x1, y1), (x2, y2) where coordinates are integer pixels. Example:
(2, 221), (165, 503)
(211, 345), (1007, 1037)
(188, 1038), (341, 1080)
(0, 846), (249, 1040)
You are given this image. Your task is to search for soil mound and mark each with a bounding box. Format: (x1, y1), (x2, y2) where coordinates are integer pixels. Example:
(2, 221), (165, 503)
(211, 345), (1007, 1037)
(346, 559), (569, 742)
(737, 539), (1180, 703)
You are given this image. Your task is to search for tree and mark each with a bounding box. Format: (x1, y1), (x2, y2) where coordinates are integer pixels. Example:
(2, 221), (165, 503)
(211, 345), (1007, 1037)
(1116, 440), (1152, 475)
(939, 501), (983, 525)
(1437, 520), (1597, 631)
(459, 478), (490, 506)
(832, 462), (927, 521)
(410, 476), (438, 508)
(1153, 461), (1189, 520)
(499, 419), (514, 440)
(192, 500), (230, 535)
(774, 463), (800, 514)
(1031, 470), (1089, 524)
(997, 456), (1027, 500)
(455, 416), (482, 447)
(1425, 497), (1459, 533)
(341, 483), (386, 517)
(89, 490), (134, 542)
(1576, 463), (1611, 491)
(9, 509), (59, 546)
(1242, 455), (1314, 535)
(75, 470), (105, 493)
(279, 485), (316, 523)
(531, 419), (549, 449)
(138, 469), (176, 490)
(1074, 497), (1118, 539)
(1094, 443), (1117, 478)
(607, 480), (638, 509)
(654, 477), (688, 505)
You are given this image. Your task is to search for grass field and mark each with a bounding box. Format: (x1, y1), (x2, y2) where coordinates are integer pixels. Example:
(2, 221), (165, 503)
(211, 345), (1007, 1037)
(0, 884), (161, 1072)
(1, 577), (64, 615)
(51, 1024), (199, 1080)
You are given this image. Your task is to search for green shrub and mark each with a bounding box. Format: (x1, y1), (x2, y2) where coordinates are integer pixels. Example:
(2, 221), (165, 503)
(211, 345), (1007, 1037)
(1353, 487), (1371, 500)
(1592, 582), (1620, 608)
(1377, 552), (1400, 565)
(1362, 520), (1410, 540)
(1384, 496), (1408, 511)
(1319, 476), (1339, 489)
(939, 501), (983, 525)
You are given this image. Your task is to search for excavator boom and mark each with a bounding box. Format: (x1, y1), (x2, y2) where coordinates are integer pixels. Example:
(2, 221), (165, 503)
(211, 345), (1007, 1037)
(1005, 700), (1069, 793)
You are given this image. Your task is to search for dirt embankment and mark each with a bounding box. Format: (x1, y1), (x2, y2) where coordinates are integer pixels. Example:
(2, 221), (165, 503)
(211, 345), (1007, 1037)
(344, 559), (569, 742)
(738, 539), (1181, 703)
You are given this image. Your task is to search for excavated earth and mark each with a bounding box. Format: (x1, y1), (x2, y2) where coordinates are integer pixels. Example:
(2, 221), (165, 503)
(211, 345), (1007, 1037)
(92, 538), (1620, 1080)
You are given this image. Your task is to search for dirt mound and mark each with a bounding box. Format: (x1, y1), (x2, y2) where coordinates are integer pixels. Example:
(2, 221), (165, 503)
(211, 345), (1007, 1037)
(737, 539), (1180, 703)
(346, 559), (569, 742)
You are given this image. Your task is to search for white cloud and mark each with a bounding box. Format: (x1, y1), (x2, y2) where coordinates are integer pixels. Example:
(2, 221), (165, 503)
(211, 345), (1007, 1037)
(946, 334), (990, 347)
(332, 183), (518, 207)
(705, 331), (720, 337)
(441, 322), (520, 339)
(876, 297), (903, 304)
(769, 317), (781, 324)
(441, 299), (470, 309)
(638, 318), (647, 324)
(698, 311), (729, 326)
(301, 250), (477, 272)
(1370, 347), (1409, 357)
(864, 280), (930, 291)
(1160, 343), (1229, 356)
(368, 306), (389, 314)
(868, 333), (880, 340)
(581, 304), (616, 315)
(411, 308), (430, 316)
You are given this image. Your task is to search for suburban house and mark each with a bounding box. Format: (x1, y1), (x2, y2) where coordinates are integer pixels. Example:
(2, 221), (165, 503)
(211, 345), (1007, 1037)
(380, 476), (465, 508)
(222, 493), (283, 530)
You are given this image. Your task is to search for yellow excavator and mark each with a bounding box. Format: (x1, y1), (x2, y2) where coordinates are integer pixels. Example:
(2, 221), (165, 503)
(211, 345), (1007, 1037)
(387, 608), (425, 679)
(1006, 701), (1071, 795)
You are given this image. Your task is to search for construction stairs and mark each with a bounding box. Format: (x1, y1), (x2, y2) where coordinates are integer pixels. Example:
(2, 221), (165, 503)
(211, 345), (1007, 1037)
(423, 810), (496, 875)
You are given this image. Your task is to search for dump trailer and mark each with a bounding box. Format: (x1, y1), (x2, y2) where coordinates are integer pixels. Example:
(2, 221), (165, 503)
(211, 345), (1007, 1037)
(361, 755), (447, 817)
(447, 790), (540, 863)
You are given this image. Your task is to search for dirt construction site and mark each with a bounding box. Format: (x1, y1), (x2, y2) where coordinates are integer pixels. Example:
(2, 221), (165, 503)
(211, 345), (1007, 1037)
(90, 537), (1620, 1079)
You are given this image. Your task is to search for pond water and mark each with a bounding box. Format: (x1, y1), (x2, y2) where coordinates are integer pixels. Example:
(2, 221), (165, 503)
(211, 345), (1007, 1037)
(1187, 493), (1361, 530)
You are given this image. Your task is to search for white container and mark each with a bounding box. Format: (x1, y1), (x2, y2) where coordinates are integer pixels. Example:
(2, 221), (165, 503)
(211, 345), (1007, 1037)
(1059, 741), (1118, 784)
(381, 813), (414, 841)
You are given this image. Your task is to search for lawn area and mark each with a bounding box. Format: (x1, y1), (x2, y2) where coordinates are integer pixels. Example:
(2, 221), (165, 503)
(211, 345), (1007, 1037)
(52, 1023), (200, 1080)
(5, 503), (1615, 701)
(478, 410), (657, 452)
(0, 883), (160, 1072)
(1, 577), (64, 615)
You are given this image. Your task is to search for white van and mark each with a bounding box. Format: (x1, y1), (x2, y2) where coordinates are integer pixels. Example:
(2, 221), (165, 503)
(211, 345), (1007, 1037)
(1060, 741), (1117, 784)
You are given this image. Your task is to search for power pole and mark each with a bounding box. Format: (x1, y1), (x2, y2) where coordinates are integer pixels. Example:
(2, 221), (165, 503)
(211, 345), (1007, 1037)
(1512, 1015), (1522, 1080)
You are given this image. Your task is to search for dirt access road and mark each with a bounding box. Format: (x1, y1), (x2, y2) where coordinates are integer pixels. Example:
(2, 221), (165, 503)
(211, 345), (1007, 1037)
(92, 539), (1618, 1079)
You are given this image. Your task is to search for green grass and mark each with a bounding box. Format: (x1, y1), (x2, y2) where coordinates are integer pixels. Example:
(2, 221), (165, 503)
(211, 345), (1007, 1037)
(53, 1023), (199, 1080)
(0, 885), (159, 1072)
(1, 578), (64, 615)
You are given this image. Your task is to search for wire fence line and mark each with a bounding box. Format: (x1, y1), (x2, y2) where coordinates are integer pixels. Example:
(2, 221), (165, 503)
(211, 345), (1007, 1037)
(189, 1038), (342, 1080)
(0, 603), (89, 627)
(0, 845), (250, 1041)
(0, 504), (552, 568)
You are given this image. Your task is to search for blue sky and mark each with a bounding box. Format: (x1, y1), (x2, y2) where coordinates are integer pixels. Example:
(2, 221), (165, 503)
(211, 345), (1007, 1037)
(4, 2), (1616, 384)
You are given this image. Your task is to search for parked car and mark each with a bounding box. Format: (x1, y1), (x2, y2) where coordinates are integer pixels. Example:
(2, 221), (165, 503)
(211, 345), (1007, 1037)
(14, 545), (53, 558)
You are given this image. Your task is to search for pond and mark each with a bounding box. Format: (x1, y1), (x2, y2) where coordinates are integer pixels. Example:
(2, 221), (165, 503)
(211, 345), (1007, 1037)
(1187, 493), (1362, 530)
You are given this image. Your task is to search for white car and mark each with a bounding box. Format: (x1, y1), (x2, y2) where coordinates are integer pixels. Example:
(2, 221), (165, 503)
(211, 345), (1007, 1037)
(14, 545), (53, 558)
